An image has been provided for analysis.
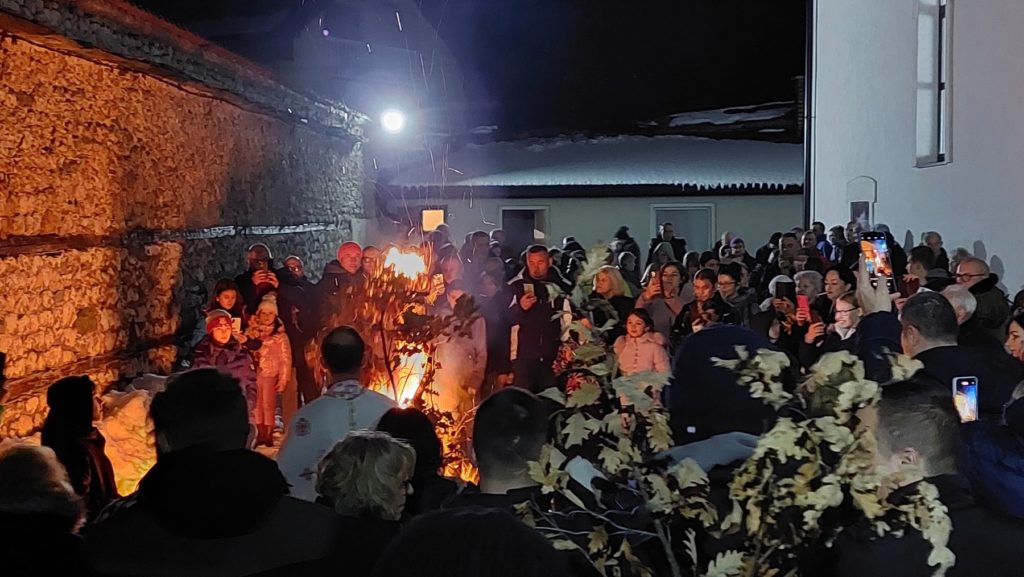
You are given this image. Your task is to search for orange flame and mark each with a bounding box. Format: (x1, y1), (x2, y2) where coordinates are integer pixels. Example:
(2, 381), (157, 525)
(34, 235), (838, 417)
(395, 350), (429, 407)
(383, 246), (427, 279)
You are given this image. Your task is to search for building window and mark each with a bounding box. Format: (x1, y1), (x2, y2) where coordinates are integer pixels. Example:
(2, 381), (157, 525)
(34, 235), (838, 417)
(916, 0), (951, 167)
(420, 208), (445, 232)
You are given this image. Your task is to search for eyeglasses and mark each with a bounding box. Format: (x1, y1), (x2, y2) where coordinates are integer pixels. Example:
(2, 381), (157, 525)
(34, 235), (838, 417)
(835, 307), (859, 315)
(286, 265), (302, 272)
(955, 273), (986, 280)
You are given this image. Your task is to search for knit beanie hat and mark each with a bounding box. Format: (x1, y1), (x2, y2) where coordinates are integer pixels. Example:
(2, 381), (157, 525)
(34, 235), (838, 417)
(205, 309), (233, 334)
(257, 294), (279, 316)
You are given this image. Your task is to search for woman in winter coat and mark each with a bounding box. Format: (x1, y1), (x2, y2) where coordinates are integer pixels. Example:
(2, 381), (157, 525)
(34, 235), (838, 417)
(245, 294), (292, 447)
(40, 376), (119, 522)
(591, 266), (636, 344)
(192, 309), (259, 420)
(614, 309), (670, 377)
(800, 292), (861, 369)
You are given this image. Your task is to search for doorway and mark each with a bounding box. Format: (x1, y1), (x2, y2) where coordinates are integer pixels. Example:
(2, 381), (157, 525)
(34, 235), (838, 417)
(500, 207), (549, 256)
(650, 204), (715, 253)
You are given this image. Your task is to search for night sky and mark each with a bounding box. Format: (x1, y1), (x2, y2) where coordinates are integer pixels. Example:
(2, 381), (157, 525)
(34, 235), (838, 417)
(419, 0), (806, 132)
(133, 0), (806, 135)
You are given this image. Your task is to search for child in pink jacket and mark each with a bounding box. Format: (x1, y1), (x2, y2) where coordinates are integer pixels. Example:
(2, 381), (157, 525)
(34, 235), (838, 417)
(245, 294), (292, 446)
(614, 309), (671, 376)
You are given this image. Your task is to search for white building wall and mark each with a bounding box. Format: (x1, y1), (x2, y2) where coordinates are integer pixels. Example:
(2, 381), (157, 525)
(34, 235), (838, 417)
(385, 194), (802, 254)
(811, 0), (1024, 291)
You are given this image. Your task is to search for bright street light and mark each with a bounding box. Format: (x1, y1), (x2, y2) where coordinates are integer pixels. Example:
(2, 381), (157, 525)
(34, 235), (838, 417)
(381, 109), (406, 134)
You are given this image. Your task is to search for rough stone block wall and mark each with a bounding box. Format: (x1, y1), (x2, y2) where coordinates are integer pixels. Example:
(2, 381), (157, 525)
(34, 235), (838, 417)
(0, 16), (368, 436)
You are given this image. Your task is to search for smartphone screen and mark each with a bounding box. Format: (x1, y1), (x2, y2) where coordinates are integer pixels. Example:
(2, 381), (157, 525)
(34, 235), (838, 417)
(860, 232), (898, 293)
(523, 283), (535, 297)
(231, 317), (242, 333)
(774, 281), (796, 304)
(953, 377), (979, 423)
(796, 294), (811, 314)
(431, 273), (444, 289)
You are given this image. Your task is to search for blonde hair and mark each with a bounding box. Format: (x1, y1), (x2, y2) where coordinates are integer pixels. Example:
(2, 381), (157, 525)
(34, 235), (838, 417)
(595, 266), (627, 298)
(316, 430), (416, 521)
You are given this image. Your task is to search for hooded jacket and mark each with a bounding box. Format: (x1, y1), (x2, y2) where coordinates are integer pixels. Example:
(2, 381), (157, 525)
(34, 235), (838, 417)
(87, 448), (339, 577)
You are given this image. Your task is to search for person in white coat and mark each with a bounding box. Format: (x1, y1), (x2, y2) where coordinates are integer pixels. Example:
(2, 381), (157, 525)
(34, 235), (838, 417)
(276, 327), (396, 501)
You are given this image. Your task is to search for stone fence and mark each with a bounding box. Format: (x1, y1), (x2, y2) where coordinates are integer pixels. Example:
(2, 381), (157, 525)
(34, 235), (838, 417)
(0, 1), (369, 436)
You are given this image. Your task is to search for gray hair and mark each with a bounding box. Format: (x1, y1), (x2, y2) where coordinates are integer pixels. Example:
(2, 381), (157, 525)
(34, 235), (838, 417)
(942, 284), (978, 321)
(958, 256), (990, 275)
(794, 270), (823, 293)
(922, 231), (942, 243)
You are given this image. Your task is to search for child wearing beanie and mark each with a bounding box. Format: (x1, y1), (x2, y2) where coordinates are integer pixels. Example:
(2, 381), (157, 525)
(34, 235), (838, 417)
(245, 294), (292, 447)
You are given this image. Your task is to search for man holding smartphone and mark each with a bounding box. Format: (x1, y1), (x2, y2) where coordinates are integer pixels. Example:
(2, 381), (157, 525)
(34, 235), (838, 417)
(505, 245), (574, 393)
(234, 243), (280, 312)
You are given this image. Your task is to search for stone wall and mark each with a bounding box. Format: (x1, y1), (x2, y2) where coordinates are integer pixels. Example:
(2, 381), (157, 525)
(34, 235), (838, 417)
(0, 6), (369, 436)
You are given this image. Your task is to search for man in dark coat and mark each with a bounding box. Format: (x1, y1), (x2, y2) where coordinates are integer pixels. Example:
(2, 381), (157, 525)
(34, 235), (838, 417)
(316, 241), (366, 329)
(668, 324), (797, 445)
(855, 288), (1022, 420)
(834, 380), (1024, 577)
(955, 257), (1010, 345)
(646, 222), (687, 269)
(505, 245), (574, 393)
(277, 255), (319, 406)
(87, 369), (340, 577)
(942, 284), (1005, 351)
(234, 243), (281, 313)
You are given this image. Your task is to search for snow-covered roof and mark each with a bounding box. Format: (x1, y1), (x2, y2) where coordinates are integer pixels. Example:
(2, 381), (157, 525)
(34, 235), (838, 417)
(667, 102), (792, 127)
(387, 135), (803, 190)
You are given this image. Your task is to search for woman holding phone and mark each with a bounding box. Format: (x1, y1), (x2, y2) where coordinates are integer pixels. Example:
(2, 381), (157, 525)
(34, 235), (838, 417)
(799, 292), (862, 369)
(638, 262), (691, 346)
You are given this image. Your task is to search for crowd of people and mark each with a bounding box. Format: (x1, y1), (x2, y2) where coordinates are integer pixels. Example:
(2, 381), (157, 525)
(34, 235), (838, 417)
(5, 219), (1024, 576)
